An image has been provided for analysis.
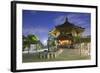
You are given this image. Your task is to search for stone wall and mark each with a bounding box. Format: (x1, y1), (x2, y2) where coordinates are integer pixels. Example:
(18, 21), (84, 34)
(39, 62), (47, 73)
(74, 43), (91, 56)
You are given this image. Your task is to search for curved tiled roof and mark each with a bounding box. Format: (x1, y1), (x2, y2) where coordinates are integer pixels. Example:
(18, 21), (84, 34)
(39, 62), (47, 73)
(55, 17), (85, 33)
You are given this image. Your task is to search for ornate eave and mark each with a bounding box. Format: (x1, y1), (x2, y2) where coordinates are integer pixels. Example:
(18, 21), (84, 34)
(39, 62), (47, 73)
(55, 17), (85, 33)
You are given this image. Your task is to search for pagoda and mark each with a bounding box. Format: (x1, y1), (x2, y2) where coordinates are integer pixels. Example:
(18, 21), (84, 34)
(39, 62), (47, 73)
(49, 17), (85, 48)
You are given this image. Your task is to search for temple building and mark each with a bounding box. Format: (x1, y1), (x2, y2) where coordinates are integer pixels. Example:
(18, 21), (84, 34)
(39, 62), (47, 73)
(49, 17), (85, 48)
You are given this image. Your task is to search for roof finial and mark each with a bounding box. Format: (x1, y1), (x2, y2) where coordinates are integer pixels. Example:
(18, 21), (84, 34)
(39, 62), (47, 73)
(66, 16), (68, 22)
(64, 16), (69, 23)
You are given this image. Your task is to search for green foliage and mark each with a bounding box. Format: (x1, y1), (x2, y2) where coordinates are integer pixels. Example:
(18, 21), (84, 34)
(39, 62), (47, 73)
(73, 36), (81, 43)
(22, 34), (40, 51)
(51, 41), (56, 46)
(22, 35), (29, 51)
(81, 37), (91, 43)
(27, 34), (39, 44)
(73, 36), (91, 43)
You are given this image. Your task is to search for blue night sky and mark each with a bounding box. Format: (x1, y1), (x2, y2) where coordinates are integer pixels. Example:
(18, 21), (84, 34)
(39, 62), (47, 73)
(22, 10), (91, 45)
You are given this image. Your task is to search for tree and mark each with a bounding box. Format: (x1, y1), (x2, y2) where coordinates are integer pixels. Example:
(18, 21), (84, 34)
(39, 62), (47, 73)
(27, 34), (39, 53)
(22, 35), (29, 51)
(22, 34), (39, 53)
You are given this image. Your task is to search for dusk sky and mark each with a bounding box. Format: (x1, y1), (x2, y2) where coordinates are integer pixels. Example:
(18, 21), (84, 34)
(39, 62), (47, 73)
(22, 10), (91, 45)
